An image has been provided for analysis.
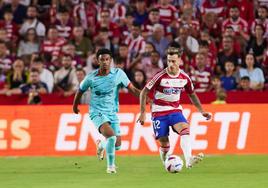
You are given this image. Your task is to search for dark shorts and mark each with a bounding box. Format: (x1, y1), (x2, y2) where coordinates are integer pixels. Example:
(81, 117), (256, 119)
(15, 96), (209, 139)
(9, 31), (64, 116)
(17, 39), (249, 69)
(151, 112), (188, 139)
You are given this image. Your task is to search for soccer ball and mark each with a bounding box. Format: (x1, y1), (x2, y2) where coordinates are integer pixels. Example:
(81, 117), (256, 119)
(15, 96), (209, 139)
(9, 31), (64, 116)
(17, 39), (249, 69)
(165, 155), (184, 173)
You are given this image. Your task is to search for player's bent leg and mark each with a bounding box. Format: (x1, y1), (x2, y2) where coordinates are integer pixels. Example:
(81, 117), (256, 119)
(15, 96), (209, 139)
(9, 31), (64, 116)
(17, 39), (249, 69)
(158, 137), (170, 165)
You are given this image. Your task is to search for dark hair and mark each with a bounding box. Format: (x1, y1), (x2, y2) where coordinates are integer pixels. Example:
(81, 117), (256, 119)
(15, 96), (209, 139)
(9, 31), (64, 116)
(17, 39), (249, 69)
(149, 8), (159, 14)
(132, 69), (147, 90)
(96, 48), (112, 59)
(241, 76), (250, 81)
(230, 5), (239, 10)
(76, 68), (86, 75)
(99, 27), (109, 33)
(30, 68), (40, 74)
(258, 5), (268, 12)
(151, 50), (160, 56)
(58, 6), (69, 13)
(199, 40), (209, 47)
(25, 28), (38, 43)
(132, 21), (141, 28)
(167, 41), (183, 56)
(32, 56), (43, 64)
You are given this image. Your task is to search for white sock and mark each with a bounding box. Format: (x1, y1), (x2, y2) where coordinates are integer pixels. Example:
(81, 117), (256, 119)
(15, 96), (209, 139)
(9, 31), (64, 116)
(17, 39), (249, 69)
(159, 146), (170, 163)
(180, 134), (192, 166)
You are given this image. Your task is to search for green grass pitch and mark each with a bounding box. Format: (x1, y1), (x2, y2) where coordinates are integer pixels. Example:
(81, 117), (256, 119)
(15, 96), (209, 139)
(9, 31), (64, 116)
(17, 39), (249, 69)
(0, 155), (268, 188)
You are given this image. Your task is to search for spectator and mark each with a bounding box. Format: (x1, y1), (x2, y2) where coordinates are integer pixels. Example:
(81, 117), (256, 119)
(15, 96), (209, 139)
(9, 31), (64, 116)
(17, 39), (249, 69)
(94, 27), (114, 54)
(55, 6), (74, 39)
(30, 57), (54, 93)
(0, 28), (13, 53)
(17, 28), (40, 63)
(155, 0), (178, 27)
(247, 24), (267, 64)
(5, 68), (48, 96)
(142, 8), (165, 39)
(5, 59), (28, 89)
(176, 7), (200, 38)
(211, 89), (227, 104)
(251, 6), (268, 38)
(0, 41), (14, 74)
(190, 52), (212, 92)
(95, 9), (120, 48)
(142, 50), (162, 80)
(238, 76), (251, 91)
(197, 40), (217, 72)
(19, 5), (46, 37)
(119, 11), (134, 41)
(133, 0), (148, 25)
(62, 44), (84, 68)
(201, 0), (226, 19)
(147, 24), (170, 59)
(222, 6), (250, 46)
(41, 26), (66, 66)
(124, 22), (146, 67)
(217, 36), (241, 75)
(175, 26), (199, 57)
(73, 0), (98, 35)
(104, 0), (126, 25)
(239, 53), (265, 90)
(210, 75), (222, 92)
(2, 0), (27, 24)
(226, 0), (254, 24)
(54, 54), (78, 96)
(0, 8), (19, 44)
(220, 61), (237, 91)
(71, 25), (93, 62)
(201, 12), (221, 41)
(76, 67), (90, 104)
(49, 0), (72, 25)
(132, 69), (147, 90)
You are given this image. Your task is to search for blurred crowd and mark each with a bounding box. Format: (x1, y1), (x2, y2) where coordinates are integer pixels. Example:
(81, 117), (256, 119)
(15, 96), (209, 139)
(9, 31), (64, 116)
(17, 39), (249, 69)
(0, 0), (267, 104)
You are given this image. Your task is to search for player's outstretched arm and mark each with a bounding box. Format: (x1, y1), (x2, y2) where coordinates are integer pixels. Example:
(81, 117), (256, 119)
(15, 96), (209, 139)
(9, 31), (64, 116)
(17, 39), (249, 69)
(137, 87), (149, 125)
(72, 90), (83, 114)
(188, 92), (211, 120)
(127, 83), (140, 98)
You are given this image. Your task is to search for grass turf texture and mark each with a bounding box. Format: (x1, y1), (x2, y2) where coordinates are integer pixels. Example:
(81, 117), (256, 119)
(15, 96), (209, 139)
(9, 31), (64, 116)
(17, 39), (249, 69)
(0, 155), (267, 188)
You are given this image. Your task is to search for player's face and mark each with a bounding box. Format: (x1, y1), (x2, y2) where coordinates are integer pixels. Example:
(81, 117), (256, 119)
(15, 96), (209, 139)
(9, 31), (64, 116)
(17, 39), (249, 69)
(98, 54), (112, 70)
(167, 54), (181, 73)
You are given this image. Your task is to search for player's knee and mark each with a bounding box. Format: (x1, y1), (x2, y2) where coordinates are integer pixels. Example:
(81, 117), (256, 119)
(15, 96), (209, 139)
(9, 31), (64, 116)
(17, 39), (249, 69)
(179, 127), (190, 136)
(115, 145), (121, 151)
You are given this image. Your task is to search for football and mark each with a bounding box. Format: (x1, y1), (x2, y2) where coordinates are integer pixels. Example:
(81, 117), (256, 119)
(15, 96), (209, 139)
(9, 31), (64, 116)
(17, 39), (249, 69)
(165, 155), (184, 173)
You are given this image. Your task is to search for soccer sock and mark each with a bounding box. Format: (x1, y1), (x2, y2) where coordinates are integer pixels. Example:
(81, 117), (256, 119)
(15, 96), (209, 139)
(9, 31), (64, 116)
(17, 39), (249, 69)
(106, 136), (116, 167)
(179, 128), (192, 166)
(115, 145), (121, 151)
(159, 145), (170, 162)
(99, 140), (106, 150)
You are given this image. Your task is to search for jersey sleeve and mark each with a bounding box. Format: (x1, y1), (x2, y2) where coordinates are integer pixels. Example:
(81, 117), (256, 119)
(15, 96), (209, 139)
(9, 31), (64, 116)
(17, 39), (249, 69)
(185, 75), (194, 94)
(145, 71), (163, 91)
(79, 74), (92, 92)
(117, 68), (130, 88)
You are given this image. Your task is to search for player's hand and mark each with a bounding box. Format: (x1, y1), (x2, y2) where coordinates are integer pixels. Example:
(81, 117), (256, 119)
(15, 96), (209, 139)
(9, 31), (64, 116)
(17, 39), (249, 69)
(73, 105), (80, 114)
(202, 112), (212, 120)
(137, 113), (146, 125)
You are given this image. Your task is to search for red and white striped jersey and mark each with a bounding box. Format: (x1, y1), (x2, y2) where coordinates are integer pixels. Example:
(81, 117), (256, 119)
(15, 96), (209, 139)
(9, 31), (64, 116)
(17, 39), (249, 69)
(154, 4), (178, 26)
(222, 17), (249, 35)
(73, 2), (98, 30)
(251, 18), (268, 38)
(124, 34), (146, 64)
(146, 69), (194, 117)
(55, 20), (74, 39)
(190, 67), (212, 93)
(201, 0), (226, 18)
(108, 3), (126, 23)
(0, 21), (18, 41)
(41, 38), (66, 58)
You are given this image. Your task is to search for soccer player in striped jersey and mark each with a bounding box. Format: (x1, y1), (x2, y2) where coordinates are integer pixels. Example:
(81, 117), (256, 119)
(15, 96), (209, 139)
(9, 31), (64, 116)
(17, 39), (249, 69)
(137, 45), (211, 168)
(73, 48), (140, 174)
